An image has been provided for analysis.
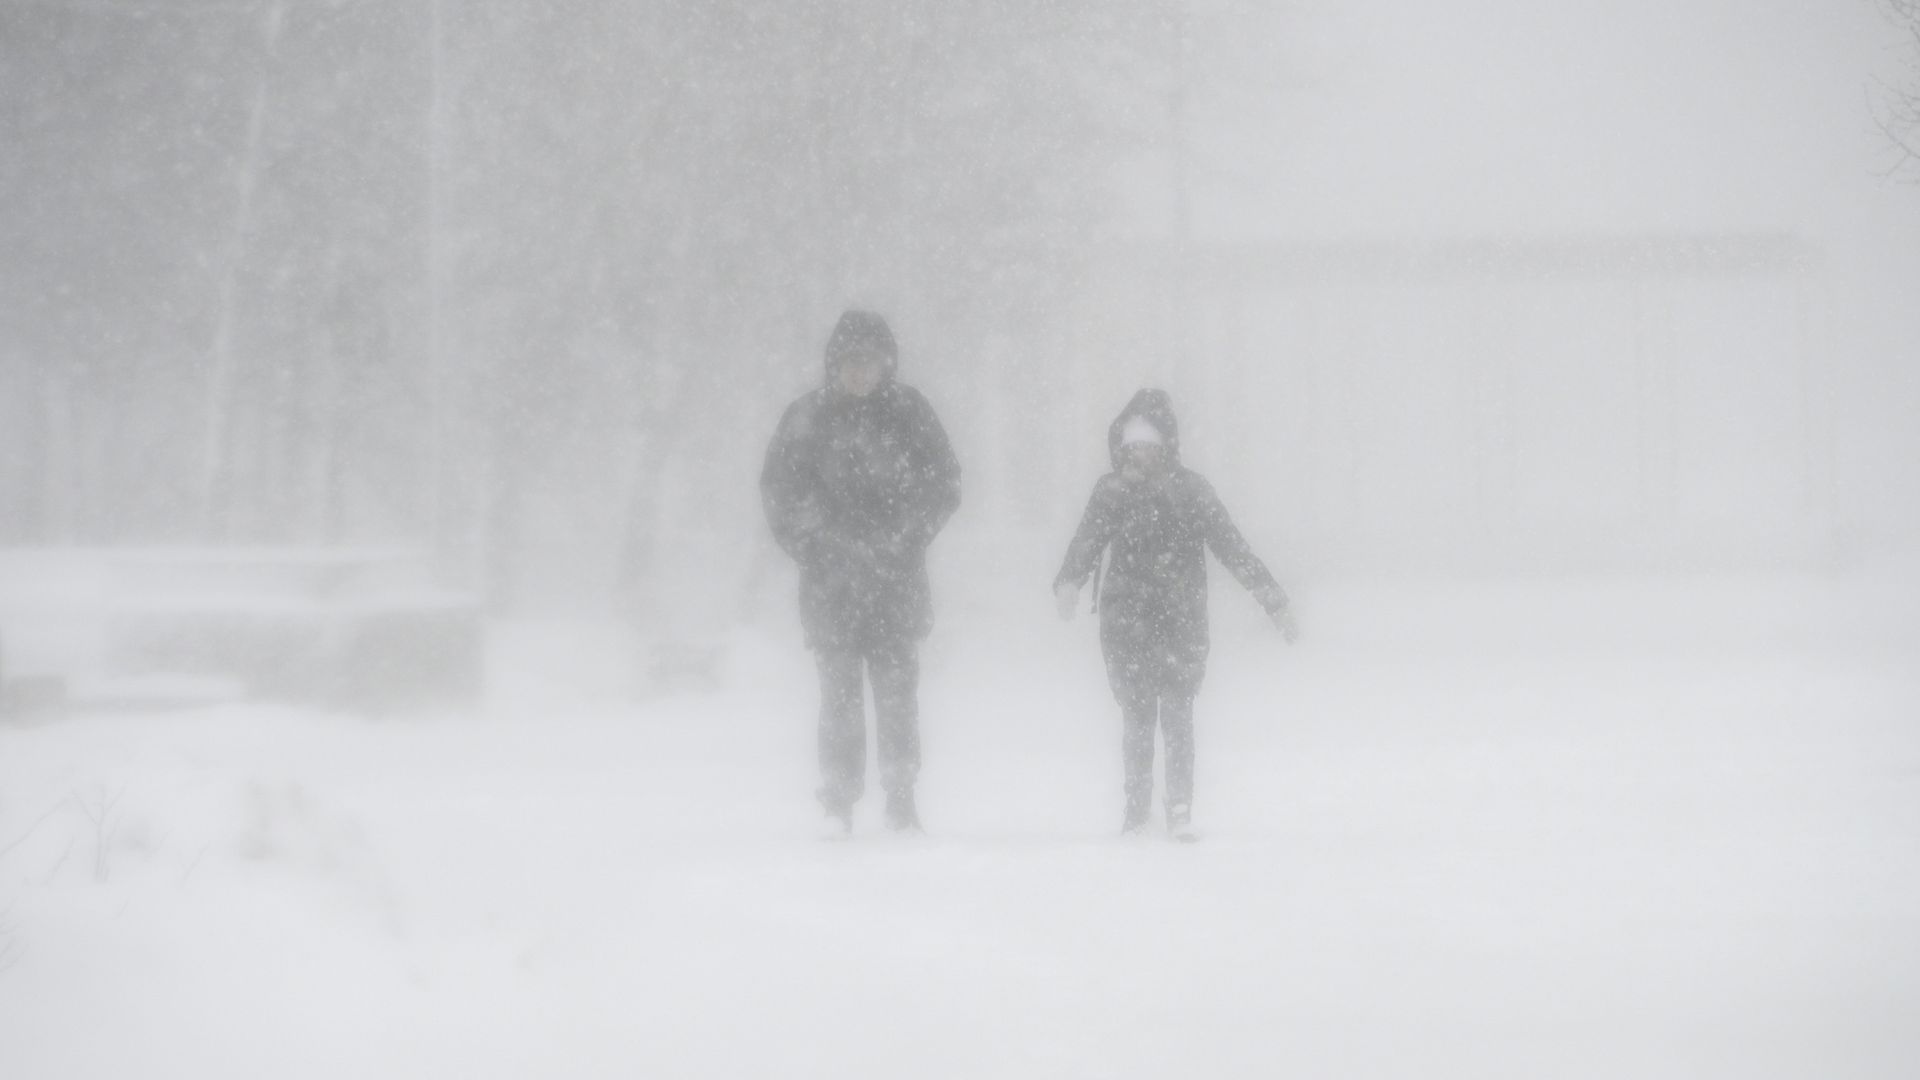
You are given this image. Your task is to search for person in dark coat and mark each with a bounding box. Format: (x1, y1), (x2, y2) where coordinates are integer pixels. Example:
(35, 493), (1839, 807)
(761, 310), (962, 834)
(1053, 388), (1296, 839)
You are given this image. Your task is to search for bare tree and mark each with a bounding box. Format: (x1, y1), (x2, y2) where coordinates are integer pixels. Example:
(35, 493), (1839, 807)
(1878, 0), (1920, 180)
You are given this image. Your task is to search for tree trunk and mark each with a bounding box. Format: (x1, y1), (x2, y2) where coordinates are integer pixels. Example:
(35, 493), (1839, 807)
(200, 0), (286, 540)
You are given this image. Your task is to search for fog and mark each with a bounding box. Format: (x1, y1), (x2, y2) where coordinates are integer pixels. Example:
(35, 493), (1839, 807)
(2, 3), (1918, 1077)
(4, 0), (1916, 610)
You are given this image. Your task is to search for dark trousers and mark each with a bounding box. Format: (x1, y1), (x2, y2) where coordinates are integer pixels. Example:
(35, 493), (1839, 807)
(815, 641), (921, 810)
(1114, 680), (1197, 818)
(1101, 619), (1204, 819)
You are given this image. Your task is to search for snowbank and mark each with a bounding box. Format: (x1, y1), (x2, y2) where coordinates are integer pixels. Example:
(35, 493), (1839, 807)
(1, 574), (1915, 1079)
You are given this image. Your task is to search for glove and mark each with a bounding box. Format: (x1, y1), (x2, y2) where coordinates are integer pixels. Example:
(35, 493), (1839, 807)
(1270, 606), (1299, 645)
(1054, 582), (1080, 622)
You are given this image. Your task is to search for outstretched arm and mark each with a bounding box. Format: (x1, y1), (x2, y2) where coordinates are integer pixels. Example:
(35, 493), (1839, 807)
(1195, 476), (1289, 617)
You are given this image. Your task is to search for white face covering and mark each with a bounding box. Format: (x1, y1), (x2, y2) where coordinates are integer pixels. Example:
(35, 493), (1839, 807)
(1120, 415), (1164, 448)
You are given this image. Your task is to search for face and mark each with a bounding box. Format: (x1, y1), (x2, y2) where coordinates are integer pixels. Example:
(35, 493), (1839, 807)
(1121, 441), (1167, 478)
(833, 352), (886, 397)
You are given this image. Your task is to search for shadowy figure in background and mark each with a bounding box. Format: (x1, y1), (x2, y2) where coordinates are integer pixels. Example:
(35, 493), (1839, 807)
(761, 311), (962, 836)
(1054, 388), (1297, 841)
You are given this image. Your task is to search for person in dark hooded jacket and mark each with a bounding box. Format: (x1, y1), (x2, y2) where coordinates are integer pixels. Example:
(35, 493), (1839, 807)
(1053, 388), (1297, 839)
(761, 310), (961, 835)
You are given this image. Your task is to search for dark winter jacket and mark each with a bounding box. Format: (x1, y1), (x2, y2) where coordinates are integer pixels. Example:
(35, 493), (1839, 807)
(761, 313), (962, 652)
(1054, 389), (1287, 680)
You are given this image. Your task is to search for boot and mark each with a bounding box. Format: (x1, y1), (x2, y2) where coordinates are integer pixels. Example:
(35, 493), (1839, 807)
(884, 787), (922, 832)
(1122, 798), (1151, 836)
(817, 788), (853, 839)
(1166, 802), (1197, 843)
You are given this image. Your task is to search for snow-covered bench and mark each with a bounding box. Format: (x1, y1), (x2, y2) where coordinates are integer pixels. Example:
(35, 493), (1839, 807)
(0, 547), (482, 715)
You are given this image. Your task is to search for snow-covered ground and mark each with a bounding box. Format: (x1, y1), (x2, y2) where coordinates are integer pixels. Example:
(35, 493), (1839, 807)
(2, 570), (1916, 1079)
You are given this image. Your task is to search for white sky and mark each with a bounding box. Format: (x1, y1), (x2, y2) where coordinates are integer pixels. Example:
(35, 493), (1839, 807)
(1176, 0), (1920, 244)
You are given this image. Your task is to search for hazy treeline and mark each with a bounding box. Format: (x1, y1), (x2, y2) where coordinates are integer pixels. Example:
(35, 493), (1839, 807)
(0, 0), (1272, 613)
(1, 3), (427, 547)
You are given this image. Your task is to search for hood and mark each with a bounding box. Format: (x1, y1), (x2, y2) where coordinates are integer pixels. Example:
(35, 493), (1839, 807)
(1107, 388), (1181, 470)
(822, 309), (898, 384)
